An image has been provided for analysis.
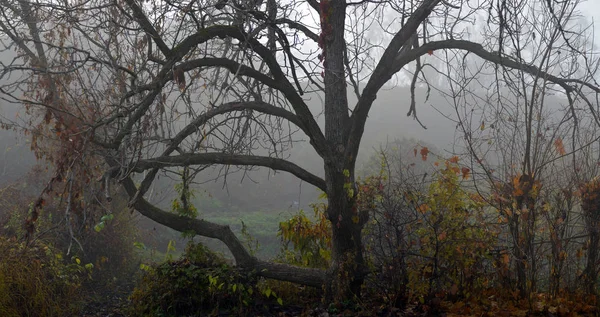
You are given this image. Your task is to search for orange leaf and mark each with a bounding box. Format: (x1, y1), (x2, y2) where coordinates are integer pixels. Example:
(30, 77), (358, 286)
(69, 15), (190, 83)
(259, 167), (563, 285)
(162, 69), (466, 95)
(420, 147), (429, 161)
(502, 253), (510, 265)
(417, 203), (429, 214)
(513, 188), (524, 197)
(554, 137), (566, 155)
(428, 50), (433, 55)
(461, 167), (470, 180)
(449, 156), (459, 163)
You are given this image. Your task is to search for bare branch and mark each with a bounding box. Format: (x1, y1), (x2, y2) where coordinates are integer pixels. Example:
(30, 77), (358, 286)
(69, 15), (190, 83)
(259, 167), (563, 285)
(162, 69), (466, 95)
(132, 153), (326, 191)
(346, 0), (441, 163)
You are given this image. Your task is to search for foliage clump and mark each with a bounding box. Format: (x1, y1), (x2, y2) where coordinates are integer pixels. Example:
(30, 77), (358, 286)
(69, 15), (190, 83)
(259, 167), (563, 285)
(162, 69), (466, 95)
(128, 242), (260, 316)
(278, 205), (331, 268)
(0, 237), (86, 316)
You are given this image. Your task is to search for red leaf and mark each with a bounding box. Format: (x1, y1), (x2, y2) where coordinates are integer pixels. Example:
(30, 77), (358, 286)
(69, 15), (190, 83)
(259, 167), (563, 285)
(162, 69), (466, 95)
(173, 67), (186, 91)
(461, 167), (470, 180)
(420, 147), (429, 161)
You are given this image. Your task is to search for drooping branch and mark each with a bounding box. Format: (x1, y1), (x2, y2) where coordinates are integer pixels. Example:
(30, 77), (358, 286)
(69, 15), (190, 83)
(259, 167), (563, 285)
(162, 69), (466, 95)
(118, 176), (326, 287)
(132, 153), (326, 191)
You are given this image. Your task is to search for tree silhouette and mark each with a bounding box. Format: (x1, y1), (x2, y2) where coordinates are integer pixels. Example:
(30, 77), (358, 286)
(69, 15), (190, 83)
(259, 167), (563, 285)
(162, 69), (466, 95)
(0, 0), (599, 298)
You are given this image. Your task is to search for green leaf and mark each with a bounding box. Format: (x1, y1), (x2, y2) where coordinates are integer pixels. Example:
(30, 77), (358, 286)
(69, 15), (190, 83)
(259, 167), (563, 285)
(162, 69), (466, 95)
(94, 221), (105, 232)
(166, 240), (176, 252)
(265, 288), (272, 298)
(277, 297), (283, 305)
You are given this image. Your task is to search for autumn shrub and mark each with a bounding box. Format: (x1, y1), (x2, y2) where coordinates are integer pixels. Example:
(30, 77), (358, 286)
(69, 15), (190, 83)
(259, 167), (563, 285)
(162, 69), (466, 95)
(128, 242), (264, 317)
(362, 176), (418, 308)
(278, 203), (331, 269)
(406, 160), (497, 301)
(0, 236), (87, 316)
(0, 169), (140, 295)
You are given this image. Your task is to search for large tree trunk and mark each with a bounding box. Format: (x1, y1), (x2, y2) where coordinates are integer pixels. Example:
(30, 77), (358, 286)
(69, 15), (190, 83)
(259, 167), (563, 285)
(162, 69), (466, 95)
(325, 168), (366, 299)
(321, 0), (367, 300)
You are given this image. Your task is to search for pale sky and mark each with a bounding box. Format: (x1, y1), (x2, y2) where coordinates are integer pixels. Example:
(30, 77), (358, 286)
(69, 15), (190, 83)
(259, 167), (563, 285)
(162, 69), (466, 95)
(581, 0), (600, 46)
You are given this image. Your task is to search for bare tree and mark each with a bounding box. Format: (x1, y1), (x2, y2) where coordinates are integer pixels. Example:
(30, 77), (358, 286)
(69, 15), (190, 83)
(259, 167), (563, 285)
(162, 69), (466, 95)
(1, 0), (599, 298)
(443, 0), (600, 298)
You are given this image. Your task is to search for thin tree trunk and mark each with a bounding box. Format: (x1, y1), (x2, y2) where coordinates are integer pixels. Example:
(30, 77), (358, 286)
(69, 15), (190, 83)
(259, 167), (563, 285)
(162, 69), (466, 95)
(585, 228), (599, 294)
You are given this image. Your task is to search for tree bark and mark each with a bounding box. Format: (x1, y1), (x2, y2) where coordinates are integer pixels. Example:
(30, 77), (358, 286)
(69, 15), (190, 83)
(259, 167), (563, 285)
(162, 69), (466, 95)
(320, 0), (367, 300)
(585, 221), (599, 294)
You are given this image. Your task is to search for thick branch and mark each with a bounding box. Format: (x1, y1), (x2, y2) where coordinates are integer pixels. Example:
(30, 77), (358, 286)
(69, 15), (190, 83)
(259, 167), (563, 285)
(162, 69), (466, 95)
(346, 0), (440, 164)
(111, 27), (267, 148)
(109, 26), (328, 159)
(165, 101), (308, 155)
(119, 176), (325, 287)
(177, 26), (329, 158)
(132, 153), (326, 191)
(123, 0), (172, 58)
(274, 18), (319, 42)
(180, 58), (282, 91)
(391, 39), (600, 94)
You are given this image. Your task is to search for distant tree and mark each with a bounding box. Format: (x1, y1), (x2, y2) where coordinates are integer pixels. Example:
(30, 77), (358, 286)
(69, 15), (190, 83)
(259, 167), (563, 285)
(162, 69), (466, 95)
(1, 0), (599, 299)
(444, 0), (600, 297)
